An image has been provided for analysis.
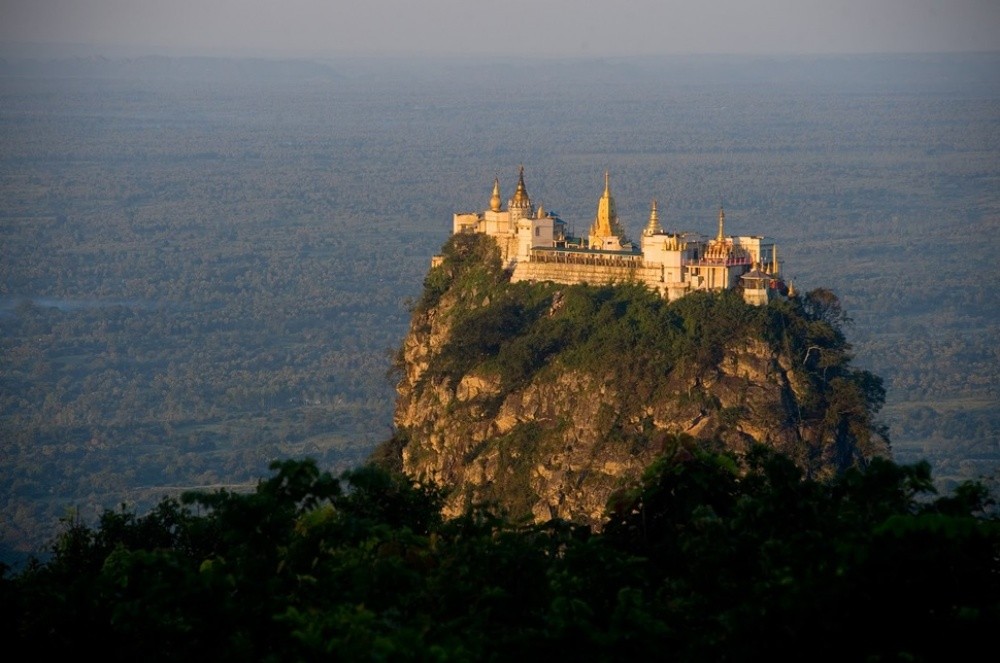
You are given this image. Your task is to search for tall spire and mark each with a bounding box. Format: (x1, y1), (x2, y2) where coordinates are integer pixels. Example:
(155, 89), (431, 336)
(644, 199), (662, 236)
(508, 164), (533, 219)
(490, 176), (502, 212)
(514, 165), (527, 200)
(717, 205), (726, 242)
(591, 170), (619, 238)
(589, 170), (627, 250)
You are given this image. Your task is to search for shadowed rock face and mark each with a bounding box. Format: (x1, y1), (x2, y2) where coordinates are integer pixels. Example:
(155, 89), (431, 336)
(382, 234), (890, 529)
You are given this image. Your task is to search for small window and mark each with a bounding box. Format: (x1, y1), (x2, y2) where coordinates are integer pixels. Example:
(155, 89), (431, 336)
(535, 226), (540, 236)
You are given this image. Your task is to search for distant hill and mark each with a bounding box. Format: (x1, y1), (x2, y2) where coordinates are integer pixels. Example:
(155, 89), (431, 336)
(0, 54), (344, 81)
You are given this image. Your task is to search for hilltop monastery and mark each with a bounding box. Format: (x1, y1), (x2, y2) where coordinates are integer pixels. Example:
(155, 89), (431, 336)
(441, 167), (790, 305)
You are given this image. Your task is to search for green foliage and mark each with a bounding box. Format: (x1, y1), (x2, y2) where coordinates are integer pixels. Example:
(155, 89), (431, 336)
(802, 287), (852, 329)
(427, 277), (774, 416)
(601, 446), (1000, 662)
(414, 233), (506, 315)
(473, 423), (545, 522)
(5, 454), (997, 661)
(418, 263), (887, 476)
(755, 289), (891, 463)
(670, 289), (768, 367)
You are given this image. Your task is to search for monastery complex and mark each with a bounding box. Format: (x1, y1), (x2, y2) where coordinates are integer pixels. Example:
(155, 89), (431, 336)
(441, 167), (790, 305)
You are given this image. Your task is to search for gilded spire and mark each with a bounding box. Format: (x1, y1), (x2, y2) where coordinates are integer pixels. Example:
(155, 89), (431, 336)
(588, 170), (628, 250)
(591, 170), (619, 237)
(703, 203), (738, 261)
(490, 177), (502, 212)
(508, 165), (532, 214)
(644, 199), (662, 236)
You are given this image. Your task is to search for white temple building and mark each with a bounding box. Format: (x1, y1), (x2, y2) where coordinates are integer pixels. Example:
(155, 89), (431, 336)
(446, 167), (789, 304)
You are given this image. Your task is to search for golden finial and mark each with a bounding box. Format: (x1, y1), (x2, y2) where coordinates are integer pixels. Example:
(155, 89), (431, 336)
(490, 176), (502, 212)
(787, 280), (796, 297)
(590, 170), (620, 239)
(509, 165), (530, 207)
(645, 198), (662, 236)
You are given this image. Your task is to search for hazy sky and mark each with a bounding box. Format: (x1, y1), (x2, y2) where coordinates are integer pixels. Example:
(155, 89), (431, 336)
(2, 0), (998, 58)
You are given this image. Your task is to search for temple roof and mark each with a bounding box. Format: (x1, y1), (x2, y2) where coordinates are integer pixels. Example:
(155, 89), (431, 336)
(644, 199), (663, 236)
(590, 171), (625, 240)
(508, 165), (532, 211)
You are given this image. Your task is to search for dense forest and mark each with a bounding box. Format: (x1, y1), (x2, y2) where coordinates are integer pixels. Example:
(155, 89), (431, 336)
(1, 53), (998, 561)
(4, 449), (997, 660)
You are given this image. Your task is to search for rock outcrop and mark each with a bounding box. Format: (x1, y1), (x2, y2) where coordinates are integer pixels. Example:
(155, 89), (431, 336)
(378, 234), (890, 529)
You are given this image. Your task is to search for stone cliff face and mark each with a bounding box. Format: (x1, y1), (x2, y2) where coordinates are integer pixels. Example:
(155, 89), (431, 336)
(383, 234), (889, 529)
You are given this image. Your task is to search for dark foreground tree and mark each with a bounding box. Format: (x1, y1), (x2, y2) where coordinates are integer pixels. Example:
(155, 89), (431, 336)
(3, 448), (998, 662)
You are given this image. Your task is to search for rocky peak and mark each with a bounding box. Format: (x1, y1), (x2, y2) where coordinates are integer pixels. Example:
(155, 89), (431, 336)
(376, 234), (890, 529)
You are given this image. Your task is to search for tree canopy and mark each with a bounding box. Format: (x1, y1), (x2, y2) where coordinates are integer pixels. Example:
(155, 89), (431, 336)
(4, 449), (997, 661)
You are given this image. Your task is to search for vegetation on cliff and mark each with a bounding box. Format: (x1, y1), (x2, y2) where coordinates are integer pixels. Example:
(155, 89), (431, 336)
(384, 233), (891, 525)
(5, 451), (997, 661)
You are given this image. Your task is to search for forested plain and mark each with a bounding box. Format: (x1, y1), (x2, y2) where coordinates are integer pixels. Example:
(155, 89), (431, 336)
(1, 53), (998, 562)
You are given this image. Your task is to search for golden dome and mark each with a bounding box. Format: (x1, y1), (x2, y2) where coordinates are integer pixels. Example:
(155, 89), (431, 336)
(489, 177), (502, 212)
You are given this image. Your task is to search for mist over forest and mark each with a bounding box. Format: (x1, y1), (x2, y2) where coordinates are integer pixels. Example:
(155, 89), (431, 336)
(1, 52), (997, 563)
